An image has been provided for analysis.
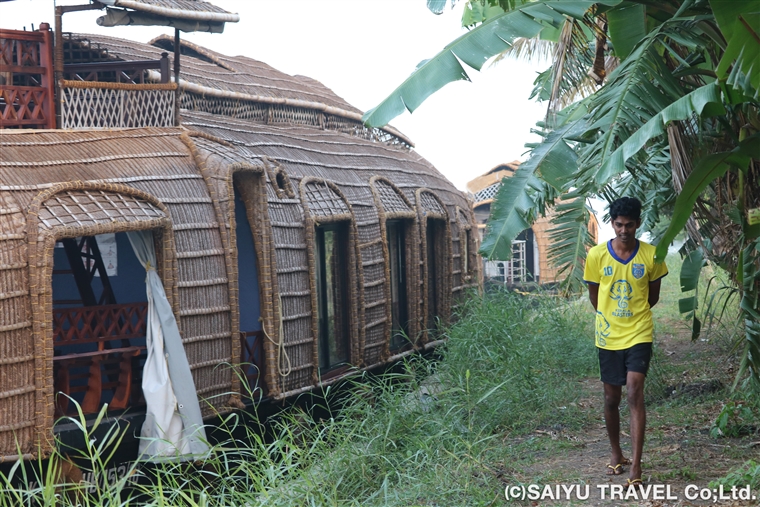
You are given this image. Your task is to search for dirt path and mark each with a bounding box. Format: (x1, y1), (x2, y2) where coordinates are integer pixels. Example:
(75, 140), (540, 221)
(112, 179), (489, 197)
(507, 331), (760, 506)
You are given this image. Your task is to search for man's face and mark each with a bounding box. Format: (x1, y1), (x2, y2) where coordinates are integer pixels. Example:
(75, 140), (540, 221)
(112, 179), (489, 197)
(611, 215), (640, 243)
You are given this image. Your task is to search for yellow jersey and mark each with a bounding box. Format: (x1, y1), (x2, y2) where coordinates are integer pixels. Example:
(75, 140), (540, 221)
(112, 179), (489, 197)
(583, 240), (668, 350)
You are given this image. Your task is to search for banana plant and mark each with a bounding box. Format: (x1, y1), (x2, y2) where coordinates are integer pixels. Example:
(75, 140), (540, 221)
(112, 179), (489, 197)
(365, 0), (759, 384)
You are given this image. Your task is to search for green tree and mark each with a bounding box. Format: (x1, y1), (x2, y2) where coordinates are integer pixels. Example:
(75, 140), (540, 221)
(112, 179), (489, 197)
(363, 0), (760, 385)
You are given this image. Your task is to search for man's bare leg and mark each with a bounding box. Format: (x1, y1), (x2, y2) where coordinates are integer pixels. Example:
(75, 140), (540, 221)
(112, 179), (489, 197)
(603, 382), (624, 474)
(627, 371), (646, 482)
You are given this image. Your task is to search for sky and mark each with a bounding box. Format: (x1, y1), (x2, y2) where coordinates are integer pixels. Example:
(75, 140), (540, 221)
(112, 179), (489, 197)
(0, 0), (614, 240)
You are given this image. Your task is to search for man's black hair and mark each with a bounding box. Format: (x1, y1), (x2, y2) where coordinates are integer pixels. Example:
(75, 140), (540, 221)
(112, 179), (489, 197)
(609, 197), (642, 221)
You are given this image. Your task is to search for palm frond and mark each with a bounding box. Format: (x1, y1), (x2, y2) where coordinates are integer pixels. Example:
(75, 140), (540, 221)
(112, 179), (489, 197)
(596, 82), (725, 187)
(479, 118), (581, 260)
(570, 22), (700, 191)
(546, 195), (596, 293)
(546, 19), (591, 122)
(490, 37), (555, 64)
(712, 0), (760, 99)
(655, 133), (760, 262)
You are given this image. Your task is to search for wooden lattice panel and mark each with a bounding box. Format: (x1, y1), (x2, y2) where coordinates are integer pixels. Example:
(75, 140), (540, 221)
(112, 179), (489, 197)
(0, 29), (55, 129)
(0, 37), (14, 66)
(0, 37), (39, 68)
(0, 86), (50, 127)
(37, 190), (165, 230)
(374, 179), (413, 214)
(52, 303), (148, 417)
(61, 85), (175, 129)
(419, 190), (447, 217)
(303, 180), (349, 217)
(53, 303), (148, 346)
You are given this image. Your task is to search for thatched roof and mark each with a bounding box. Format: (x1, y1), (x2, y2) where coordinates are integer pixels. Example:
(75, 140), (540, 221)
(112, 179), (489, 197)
(182, 111), (455, 200)
(101, 0), (239, 22)
(64, 33), (412, 145)
(466, 161), (521, 202)
(97, 0), (239, 32)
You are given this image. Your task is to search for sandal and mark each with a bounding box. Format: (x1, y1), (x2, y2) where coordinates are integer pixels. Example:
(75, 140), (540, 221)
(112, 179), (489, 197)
(627, 478), (644, 490)
(606, 463), (624, 475)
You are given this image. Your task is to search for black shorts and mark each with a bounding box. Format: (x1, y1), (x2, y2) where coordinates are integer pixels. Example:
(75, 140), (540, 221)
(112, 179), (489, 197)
(598, 342), (652, 386)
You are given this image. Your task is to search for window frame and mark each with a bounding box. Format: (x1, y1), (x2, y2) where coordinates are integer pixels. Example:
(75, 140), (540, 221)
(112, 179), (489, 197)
(386, 219), (410, 351)
(314, 222), (351, 373)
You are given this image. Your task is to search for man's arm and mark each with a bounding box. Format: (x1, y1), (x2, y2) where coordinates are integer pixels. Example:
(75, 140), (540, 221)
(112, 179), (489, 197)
(588, 283), (599, 311)
(648, 278), (662, 308)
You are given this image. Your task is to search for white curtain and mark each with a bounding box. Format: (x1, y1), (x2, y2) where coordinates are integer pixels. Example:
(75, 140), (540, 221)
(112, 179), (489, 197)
(127, 230), (208, 460)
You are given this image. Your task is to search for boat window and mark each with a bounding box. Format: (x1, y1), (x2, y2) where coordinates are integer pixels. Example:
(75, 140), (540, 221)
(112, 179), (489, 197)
(386, 220), (409, 350)
(315, 223), (350, 371)
(463, 228), (470, 275)
(426, 218), (446, 333)
(51, 232), (149, 416)
(233, 179), (264, 399)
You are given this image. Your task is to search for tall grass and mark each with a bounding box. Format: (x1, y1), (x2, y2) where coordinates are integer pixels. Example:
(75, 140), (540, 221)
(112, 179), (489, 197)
(0, 289), (599, 506)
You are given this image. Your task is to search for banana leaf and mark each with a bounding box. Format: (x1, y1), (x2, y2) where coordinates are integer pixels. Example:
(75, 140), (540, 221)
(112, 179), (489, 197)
(678, 249), (705, 339)
(363, 0), (622, 128)
(594, 82), (725, 185)
(479, 119), (580, 260)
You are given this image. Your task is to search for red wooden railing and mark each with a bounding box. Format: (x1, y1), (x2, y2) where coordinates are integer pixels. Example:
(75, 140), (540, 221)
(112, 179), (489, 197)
(53, 303), (148, 345)
(0, 27), (55, 129)
(64, 53), (170, 84)
(53, 303), (148, 416)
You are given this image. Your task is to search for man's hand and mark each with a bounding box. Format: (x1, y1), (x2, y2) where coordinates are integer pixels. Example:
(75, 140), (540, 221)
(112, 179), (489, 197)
(588, 283), (599, 311)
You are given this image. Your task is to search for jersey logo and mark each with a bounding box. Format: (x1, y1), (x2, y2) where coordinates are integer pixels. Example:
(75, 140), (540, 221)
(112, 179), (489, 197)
(610, 280), (635, 317)
(596, 311), (610, 347)
(632, 263), (645, 279)
(610, 280), (633, 308)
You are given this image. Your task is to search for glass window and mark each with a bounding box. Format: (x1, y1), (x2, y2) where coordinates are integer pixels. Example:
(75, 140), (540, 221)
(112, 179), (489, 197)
(426, 219), (445, 332)
(315, 224), (350, 371)
(463, 229), (470, 275)
(387, 220), (408, 350)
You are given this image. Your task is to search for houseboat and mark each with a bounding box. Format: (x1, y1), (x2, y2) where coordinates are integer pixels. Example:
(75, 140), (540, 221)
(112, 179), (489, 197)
(0, 0), (479, 469)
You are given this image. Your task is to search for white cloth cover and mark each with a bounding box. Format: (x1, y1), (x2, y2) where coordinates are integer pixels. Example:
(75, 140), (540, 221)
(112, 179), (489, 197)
(127, 230), (208, 460)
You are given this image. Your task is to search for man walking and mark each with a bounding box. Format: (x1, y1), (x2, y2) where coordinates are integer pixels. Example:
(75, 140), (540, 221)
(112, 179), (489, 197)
(583, 197), (668, 487)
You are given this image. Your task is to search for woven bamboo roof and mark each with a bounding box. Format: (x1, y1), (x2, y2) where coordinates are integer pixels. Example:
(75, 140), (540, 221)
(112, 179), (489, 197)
(100, 0), (240, 22)
(65, 33), (413, 145)
(71, 33), (357, 115)
(181, 111), (460, 203)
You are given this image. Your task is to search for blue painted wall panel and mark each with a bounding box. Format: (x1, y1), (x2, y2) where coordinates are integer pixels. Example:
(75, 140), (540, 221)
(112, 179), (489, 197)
(235, 193), (261, 332)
